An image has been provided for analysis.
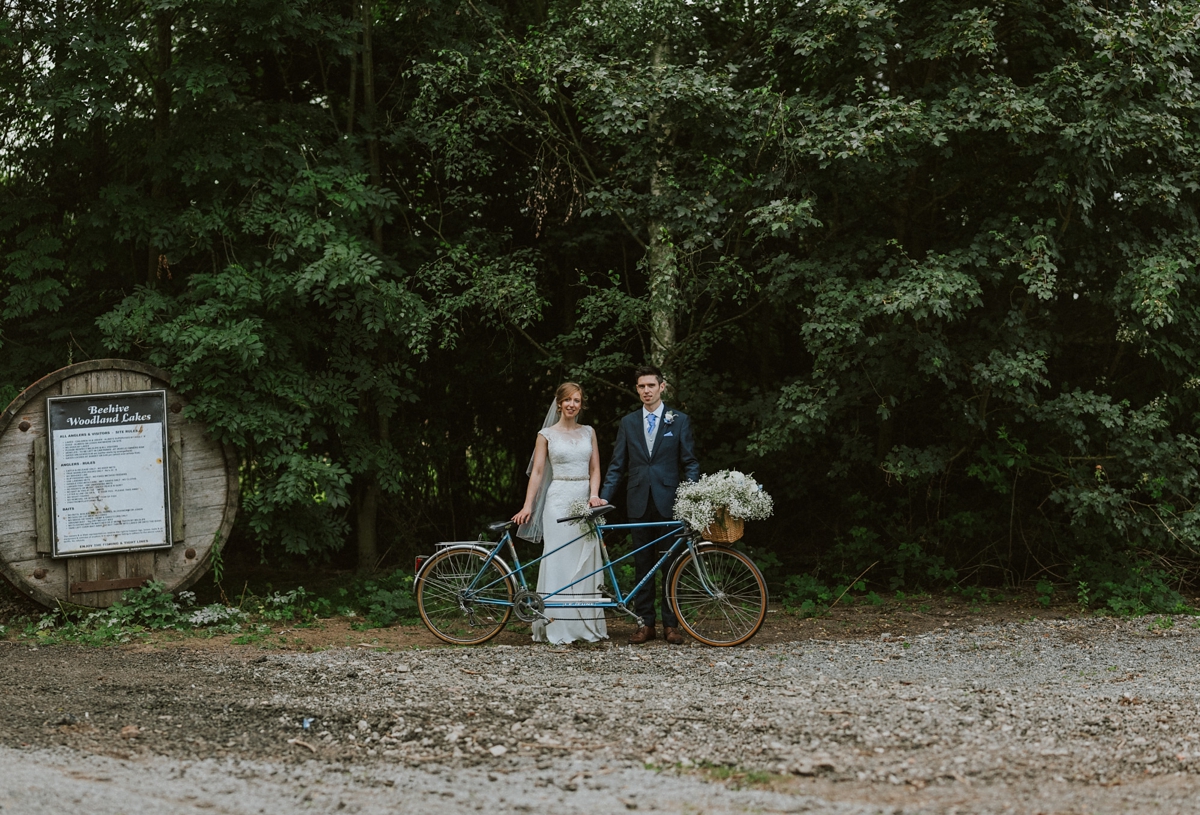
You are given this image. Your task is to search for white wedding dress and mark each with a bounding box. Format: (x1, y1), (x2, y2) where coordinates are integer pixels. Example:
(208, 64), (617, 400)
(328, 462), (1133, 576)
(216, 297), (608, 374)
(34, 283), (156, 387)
(533, 426), (608, 644)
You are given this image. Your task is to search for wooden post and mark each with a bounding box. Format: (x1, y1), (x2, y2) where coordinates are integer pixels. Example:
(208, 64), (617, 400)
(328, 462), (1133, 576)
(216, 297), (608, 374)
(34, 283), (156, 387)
(33, 436), (51, 555)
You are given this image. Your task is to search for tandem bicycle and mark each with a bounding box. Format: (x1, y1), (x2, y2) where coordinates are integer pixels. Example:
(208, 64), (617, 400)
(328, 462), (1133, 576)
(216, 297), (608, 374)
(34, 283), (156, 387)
(412, 505), (768, 647)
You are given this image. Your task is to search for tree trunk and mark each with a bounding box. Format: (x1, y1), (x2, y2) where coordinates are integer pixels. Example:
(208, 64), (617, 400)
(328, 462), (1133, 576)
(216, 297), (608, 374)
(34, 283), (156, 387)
(647, 194), (676, 368)
(361, 0), (384, 249)
(52, 0), (65, 150)
(147, 9), (172, 286)
(356, 480), (380, 574)
(355, 0), (385, 573)
(646, 42), (675, 368)
(346, 0), (359, 135)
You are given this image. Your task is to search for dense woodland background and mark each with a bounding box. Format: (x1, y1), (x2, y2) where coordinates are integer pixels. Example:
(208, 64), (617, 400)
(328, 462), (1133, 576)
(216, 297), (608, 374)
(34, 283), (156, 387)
(4, 0), (1200, 612)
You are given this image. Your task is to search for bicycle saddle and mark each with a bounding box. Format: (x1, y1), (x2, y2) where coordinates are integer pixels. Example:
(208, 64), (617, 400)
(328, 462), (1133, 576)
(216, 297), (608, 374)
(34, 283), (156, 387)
(486, 519), (513, 532)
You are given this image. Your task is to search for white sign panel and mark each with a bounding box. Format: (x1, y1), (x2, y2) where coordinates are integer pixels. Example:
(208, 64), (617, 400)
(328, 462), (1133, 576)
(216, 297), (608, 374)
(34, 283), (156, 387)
(47, 390), (172, 557)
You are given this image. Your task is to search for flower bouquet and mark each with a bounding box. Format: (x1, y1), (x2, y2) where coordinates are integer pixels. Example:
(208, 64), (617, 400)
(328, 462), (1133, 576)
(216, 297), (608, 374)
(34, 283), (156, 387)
(673, 470), (773, 542)
(565, 499), (607, 534)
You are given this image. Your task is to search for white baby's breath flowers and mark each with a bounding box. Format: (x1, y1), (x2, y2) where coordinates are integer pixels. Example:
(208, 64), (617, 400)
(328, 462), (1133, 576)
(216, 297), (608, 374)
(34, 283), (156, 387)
(565, 499), (606, 532)
(673, 470), (773, 531)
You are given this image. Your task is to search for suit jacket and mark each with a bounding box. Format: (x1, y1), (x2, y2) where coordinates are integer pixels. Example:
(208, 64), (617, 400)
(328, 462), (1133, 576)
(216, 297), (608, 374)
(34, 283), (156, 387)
(600, 405), (700, 519)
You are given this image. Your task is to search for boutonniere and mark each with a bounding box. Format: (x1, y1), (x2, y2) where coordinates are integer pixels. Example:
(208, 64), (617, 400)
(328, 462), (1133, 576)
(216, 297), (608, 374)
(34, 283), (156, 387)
(663, 411), (676, 425)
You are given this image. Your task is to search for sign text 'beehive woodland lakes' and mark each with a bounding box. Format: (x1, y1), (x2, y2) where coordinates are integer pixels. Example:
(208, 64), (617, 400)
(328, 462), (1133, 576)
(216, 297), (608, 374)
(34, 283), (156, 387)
(58, 403), (155, 427)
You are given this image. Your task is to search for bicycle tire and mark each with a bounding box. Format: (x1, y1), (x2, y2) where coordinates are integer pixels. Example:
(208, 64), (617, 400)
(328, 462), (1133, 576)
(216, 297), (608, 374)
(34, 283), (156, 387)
(668, 544), (767, 646)
(416, 547), (515, 645)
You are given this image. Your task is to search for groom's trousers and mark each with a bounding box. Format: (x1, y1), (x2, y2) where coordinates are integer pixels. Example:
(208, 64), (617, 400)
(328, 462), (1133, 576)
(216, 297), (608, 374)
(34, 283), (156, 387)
(630, 501), (679, 629)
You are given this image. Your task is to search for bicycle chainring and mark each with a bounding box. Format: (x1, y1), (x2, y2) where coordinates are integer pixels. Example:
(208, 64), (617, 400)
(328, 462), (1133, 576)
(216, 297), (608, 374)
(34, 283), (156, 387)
(512, 589), (545, 623)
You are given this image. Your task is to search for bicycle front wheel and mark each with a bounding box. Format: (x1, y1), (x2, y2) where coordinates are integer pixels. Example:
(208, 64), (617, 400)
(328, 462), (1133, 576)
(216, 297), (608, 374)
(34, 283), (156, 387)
(668, 544), (767, 646)
(416, 548), (515, 645)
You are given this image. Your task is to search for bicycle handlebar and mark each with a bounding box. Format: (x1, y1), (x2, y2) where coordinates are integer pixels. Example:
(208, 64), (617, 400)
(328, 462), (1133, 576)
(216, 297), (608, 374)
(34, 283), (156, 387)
(556, 504), (617, 524)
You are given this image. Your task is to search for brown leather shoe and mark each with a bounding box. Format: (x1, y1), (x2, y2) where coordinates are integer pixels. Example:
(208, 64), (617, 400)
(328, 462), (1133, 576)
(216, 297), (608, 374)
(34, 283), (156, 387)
(663, 626), (685, 645)
(629, 626), (656, 644)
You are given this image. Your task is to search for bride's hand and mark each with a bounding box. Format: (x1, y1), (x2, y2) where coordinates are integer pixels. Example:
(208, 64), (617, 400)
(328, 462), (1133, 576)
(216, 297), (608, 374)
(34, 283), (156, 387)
(588, 496), (607, 508)
(512, 507), (533, 525)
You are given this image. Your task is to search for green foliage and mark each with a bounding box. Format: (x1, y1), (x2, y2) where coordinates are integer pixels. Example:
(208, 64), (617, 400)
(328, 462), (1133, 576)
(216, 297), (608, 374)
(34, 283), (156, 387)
(23, 582), (246, 645)
(598, 538), (638, 596)
(2, 0), (543, 565)
(335, 569), (419, 628)
(108, 581), (189, 629)
(1149, 616), (1175, 631)
(733, 543), (781, 588)
(780, 574), (834, 617)
(1077, 581), (1091, 611)
(614, 561), (637, 596)
(826, 517), (958, 592)
(210, 533), (225, 585)
(1071, 557), (1190, 617)
(248, 588), (331, 625)
(955, 585), (1001, 611)
(232, 627), (271, 646)
(2, 0), (1199, 601)
(1036, 580), (1055, 608)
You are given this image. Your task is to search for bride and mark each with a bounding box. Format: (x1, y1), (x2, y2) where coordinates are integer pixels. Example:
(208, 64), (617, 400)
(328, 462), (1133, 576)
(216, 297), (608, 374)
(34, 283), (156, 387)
(512, 382), (608, 644)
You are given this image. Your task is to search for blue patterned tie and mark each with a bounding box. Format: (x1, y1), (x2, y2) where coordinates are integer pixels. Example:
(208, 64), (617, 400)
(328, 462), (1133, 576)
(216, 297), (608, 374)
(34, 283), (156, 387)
(646, 413), (657, 452)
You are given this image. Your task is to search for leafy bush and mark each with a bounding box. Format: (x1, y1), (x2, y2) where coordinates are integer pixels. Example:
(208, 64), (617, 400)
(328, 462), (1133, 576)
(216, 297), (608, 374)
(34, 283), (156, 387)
(22, 582), (249, 644)
(337, 569), (419, 628)
(1069, 557), (1190, 617)
(780, 574), (834, 618)
(250, 587), (331, 624)
(101, 581), (189, 630)
(1035, 579), (1054, 608)
(187, 604), (249, 630)
(1077, 581), (1092, 610)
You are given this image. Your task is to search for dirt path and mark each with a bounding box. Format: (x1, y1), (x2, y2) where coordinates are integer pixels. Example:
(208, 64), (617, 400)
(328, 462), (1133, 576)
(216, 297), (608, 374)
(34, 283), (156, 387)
(2, 612), (1199, 814)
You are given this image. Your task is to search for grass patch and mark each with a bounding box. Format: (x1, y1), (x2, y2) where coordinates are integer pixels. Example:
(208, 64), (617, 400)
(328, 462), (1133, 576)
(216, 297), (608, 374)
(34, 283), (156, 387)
(699, 763), (784, 789)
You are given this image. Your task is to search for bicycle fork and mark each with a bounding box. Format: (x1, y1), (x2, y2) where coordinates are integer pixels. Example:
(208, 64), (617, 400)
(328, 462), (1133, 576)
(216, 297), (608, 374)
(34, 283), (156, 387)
(686, 540), (724, 599)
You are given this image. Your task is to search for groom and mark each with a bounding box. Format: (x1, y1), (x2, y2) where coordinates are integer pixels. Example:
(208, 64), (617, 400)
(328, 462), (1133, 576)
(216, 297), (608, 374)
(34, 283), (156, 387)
(597, 365), (700, 644)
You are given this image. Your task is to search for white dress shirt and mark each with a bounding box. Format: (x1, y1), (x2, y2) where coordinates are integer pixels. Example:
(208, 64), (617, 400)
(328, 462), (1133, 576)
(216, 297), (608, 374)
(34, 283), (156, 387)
(642, 404), (664, 454)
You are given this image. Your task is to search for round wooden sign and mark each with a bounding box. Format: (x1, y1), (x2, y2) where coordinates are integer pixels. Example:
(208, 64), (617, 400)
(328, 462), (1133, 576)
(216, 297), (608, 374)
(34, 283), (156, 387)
(0, 359), (239, 608)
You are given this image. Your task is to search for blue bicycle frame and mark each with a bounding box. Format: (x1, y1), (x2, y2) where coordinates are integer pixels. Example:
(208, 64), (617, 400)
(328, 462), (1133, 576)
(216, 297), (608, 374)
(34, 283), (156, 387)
(454, 518), (696, 624)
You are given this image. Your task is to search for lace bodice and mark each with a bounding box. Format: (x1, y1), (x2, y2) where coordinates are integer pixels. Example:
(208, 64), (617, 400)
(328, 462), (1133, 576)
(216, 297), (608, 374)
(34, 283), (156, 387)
(539, 425), (593, 481)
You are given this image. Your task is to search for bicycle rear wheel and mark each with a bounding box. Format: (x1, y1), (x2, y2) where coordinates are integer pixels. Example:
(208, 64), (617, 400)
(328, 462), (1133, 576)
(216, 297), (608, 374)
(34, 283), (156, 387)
(668, 544), (767, 646)
(416, 547), (515, 645)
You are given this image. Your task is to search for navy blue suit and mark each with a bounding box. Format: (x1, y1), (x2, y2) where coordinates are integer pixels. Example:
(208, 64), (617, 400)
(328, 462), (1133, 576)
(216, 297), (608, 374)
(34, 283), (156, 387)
(600, 405), (700, 627)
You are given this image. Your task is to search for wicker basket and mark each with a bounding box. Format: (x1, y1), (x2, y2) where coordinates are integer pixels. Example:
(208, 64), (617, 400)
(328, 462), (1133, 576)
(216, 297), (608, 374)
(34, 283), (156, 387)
(702, 508), (744, 543)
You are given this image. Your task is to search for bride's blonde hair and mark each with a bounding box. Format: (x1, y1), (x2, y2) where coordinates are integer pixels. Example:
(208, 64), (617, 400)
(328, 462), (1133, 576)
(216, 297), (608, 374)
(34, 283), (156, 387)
(555, 381), (584, 413)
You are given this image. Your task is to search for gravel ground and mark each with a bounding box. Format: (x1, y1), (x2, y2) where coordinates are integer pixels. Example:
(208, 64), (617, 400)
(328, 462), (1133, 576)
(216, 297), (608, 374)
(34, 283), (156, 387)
(2, 615), (1199, 813)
